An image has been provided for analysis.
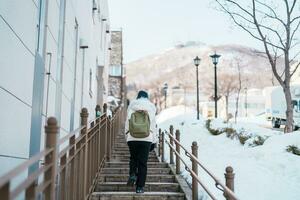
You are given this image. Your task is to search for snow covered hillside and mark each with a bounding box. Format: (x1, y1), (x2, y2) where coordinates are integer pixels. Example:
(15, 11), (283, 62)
(126, 43), (285, 99)
(157, 106), (300, 200)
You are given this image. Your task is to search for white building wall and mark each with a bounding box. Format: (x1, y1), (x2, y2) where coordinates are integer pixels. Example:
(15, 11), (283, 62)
(0, 0), (111, 176)
(218, 89), (265, 119)
(291, 63), (300, 84)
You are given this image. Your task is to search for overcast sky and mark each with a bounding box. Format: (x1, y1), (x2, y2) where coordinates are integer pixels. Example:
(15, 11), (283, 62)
(108, 0), (262, 63)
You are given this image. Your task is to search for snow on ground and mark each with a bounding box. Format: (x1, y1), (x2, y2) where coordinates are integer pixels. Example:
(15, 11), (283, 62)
(157, 106), (300, 200)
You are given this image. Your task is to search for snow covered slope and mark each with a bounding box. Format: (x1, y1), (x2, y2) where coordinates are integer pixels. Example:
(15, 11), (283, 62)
(126, 43), (284, 96)
(157, 106), (300, 200)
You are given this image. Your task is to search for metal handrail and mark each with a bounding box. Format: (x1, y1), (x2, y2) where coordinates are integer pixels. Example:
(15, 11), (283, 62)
(58, 125), (85, 146)
(163, 129), (240, 200)
(0, 105), (126, 200)
(165, 140), (218, 200)
(58, 112), (108, 146)
(0, 148), (53, 188)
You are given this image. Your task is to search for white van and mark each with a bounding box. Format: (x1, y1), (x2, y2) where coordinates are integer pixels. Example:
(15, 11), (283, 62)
(264, 84), (300, 129)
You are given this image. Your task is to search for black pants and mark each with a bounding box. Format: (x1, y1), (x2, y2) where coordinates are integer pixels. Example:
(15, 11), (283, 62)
(127, 141), (151, 187)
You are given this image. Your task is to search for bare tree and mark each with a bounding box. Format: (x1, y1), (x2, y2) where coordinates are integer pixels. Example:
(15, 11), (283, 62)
(215, 0), (300, 132)
(234, 60), (243, 123)
(202, 72), (240, 120)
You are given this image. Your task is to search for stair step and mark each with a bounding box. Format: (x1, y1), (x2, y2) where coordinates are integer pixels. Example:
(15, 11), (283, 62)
(111, 154), (157, 158)
(95, 182), (181, 192)
(98, 174), (176, 183)
(113, 147), (129, 150)
(90, 192), (185, 200)
(110, 158), (159, 162)
(101, 168), (171, 175)
(105, 162), (168, 168)
(114, 146), (129, 150)
(112, 151), (156, 154)
(110, 156), (159, 162)
(111, 155), (157, 159)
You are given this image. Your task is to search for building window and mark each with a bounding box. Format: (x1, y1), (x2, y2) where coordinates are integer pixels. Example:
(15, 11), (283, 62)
(109, 64), (122, 77)
(92, 0), (98, 24)
(89, 69), (93, 97)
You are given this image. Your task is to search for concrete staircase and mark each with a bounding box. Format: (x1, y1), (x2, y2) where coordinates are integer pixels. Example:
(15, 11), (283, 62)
(91, 133), (186, 200)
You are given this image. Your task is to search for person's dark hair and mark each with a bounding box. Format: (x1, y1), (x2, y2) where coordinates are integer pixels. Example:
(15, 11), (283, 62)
(136, 90), (149, 99)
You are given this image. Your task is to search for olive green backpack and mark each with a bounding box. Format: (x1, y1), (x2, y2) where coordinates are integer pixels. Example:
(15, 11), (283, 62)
(129, 110), (150, 138)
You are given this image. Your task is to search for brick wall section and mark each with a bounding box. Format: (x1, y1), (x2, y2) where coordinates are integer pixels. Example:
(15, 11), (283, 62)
(108, 31), (123, 100)
(110, 31), (122, 65)
(108, 77), (122, 98)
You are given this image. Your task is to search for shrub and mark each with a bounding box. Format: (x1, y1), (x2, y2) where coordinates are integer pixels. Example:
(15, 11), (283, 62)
(205, 119), (211, 129)
(238, 134), (251, 145)
(253, 136), (266, 146)
(205, 119), (224, 135)
(205, 119), (268, 147)
(210, 129), (223, 136)
(286, 145), (300, 156)
(224, 127), (237, 139)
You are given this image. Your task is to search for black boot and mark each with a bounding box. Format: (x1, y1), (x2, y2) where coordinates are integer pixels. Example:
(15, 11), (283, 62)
(126, 175), (137, 186)
(136, 186), (144, 193)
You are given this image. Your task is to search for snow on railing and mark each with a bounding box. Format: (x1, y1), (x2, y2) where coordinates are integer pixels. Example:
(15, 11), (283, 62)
(158, 125), (240, 200)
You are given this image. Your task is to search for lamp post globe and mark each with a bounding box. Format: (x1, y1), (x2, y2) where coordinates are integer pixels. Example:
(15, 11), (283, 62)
(210, 52), (221, 118)
(194, 56), (201, 120)
(194, 56), (201, 67)
(210, 53), (221, 65)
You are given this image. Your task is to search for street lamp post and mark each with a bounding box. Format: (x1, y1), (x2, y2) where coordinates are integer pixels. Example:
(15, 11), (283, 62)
(210, 52), (221, 118)
(163, 83), (168, 109)
(193, 56), (201, 120)
(245, 87), (248, 117)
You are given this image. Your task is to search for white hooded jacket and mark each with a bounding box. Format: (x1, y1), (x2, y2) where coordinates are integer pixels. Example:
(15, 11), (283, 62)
(125, 98), (158, 143)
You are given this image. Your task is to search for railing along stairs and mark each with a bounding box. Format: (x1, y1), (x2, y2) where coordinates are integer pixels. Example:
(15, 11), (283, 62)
(158, 125), (240, 200)
(0, 104), (125, 200)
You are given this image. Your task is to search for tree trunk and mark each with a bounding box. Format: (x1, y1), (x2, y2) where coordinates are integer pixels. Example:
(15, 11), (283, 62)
(284, 85), (293, 133)
(235, 92), (240, 124)
(225, 95), (229, 122)
(235, 61), (242, 123)
(284, 50), (293, 133)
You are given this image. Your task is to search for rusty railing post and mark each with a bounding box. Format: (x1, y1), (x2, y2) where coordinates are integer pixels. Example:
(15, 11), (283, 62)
(25, 181), (37, 200)
(175, 129), (180, 174)
(107, 116), (112, 161)
(80, 108), (89, 198)
(161, 130), (165, 162)
(0, 183), (9, 200)
(89, 121), (95, 187)
(68, 135), (75, 200)
(44, 117), (59, 200)
(224, 166), (235, 200)
(158, 128), (162, 157)
(191, 141), (198, 200)
(103, 104), (108, 161)
(169, 125), (174, 164)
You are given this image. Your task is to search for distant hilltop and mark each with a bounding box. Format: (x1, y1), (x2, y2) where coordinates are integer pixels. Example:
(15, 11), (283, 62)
(175, 41), (206, 48)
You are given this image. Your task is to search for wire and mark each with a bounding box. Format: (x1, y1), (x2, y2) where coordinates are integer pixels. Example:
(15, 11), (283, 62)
(0, 86), (32, 108)
(0, 15), (35, 56)
(0, 154), (29, 161)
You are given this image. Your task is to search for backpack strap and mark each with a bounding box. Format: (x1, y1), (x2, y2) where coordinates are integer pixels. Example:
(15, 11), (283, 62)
(136, 110), (149, 121)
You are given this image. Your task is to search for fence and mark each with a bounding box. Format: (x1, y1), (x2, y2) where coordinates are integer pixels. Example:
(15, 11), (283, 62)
(158, 125), (240, 200)
(0, 105), (125, 200)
